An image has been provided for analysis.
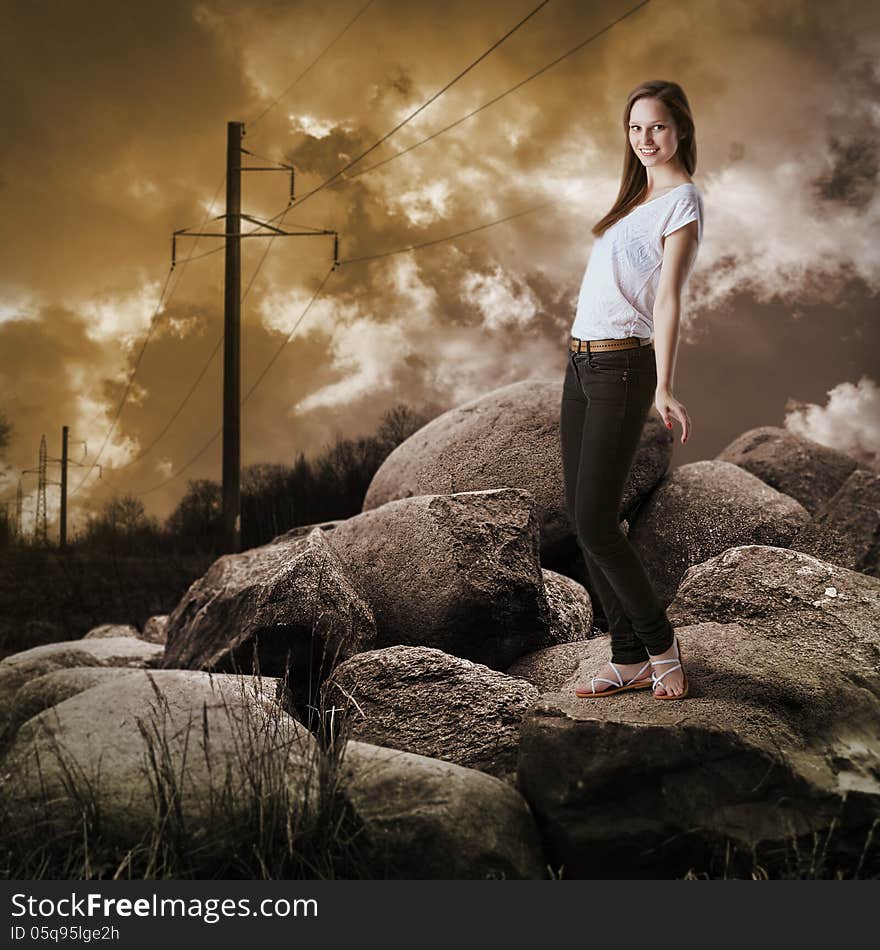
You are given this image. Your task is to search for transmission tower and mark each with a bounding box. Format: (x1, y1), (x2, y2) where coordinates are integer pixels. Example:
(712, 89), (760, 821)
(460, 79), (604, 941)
(32, 435), (48, 544)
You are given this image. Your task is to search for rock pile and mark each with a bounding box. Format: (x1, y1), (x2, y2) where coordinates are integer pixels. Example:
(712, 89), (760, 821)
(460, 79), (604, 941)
(1, 385), (877, 879)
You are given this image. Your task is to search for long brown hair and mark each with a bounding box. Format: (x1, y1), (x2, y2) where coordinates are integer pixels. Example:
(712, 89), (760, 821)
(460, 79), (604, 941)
(591, 80), (698, 238)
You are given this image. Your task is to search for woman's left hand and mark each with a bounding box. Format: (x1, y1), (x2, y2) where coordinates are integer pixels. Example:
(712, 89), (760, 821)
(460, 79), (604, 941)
(655, 388), (691, 444)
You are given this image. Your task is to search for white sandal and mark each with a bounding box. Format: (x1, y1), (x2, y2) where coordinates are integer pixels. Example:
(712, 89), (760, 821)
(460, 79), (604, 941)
(649, 636), (689, 700)
(575, 659), (653, 698)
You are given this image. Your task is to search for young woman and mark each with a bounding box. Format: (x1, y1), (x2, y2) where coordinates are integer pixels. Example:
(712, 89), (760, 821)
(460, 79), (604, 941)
(560, 80), (704, 700)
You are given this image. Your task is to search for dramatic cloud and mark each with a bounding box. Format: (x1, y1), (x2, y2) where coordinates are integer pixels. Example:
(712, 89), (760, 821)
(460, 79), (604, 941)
(784, 378), (880, 468)
(2, 0), (878, 537)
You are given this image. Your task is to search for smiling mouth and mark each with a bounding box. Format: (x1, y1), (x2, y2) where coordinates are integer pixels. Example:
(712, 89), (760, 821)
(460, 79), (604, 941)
(640, 148), (658, 154)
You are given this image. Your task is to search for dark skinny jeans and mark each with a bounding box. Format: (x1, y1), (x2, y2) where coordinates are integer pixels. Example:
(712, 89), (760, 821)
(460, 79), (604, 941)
(559, 342), (675, 663)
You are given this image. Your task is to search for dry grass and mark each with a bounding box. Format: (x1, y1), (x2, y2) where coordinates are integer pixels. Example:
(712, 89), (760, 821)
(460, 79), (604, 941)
(0, 660), (374, 879)
(0, 560), (379, 881)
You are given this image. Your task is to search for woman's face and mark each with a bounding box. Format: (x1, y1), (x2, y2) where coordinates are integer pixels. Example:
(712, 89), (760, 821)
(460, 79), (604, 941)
(628, 97), (681, 169)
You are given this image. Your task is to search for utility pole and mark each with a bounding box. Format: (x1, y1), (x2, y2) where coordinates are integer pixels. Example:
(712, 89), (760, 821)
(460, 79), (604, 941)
(223, 121), (243, 554)
(60, 424), (68, 547)
(172, 121), (339, 555)
(23, 428), (87, 547)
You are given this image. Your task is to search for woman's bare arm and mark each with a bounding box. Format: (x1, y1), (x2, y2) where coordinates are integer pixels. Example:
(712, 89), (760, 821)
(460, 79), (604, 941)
(651, 219), (699, 441)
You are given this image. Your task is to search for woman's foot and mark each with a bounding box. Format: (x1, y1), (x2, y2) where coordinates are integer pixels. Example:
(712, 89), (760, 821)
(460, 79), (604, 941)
(649, 638), (687, 697)
(575, 658), (652, 696)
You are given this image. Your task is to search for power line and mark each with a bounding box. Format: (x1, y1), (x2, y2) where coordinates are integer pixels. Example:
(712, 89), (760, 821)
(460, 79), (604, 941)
(240, 264), (337, 405)
(93, 213), (333, 481)
(256, 0), (650, 230)
(247, 0), (378, 130)
(114, 336), (224, 474)
(169, 243), (225, 264)
(263, 0), (552, 217)
(75, 180), (227, 439)
(337, 195), (563, 264)
(69, 265), (175, 498)
(342, 0), (653, 182)
(135, 430), (222, 498)
(130, 262), (337, 497)
(242, 197), (565, 407)
(70, 173), (229, 497)
(68, 171), (303, 493)
(104, 219), (333, 484)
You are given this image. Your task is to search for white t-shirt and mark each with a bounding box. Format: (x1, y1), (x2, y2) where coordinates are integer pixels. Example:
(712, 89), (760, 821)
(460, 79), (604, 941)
(570, 182), (704, 341)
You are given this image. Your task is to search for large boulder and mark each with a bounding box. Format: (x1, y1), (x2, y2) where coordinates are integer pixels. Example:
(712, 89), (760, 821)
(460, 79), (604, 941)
(161, 528), (377, 708)
(325, 488), (551, 670)
(629, 460), (810, 604)
(322, 645), (539, 783)
(716, 426), (857, 515)
(0, 637), (163, 731)
(361, 380), (671, 562)
(789, 469), (880, 578)
(0, 670), (320, 871)
(338, 740), (547, 879)
(517, 546), (880, 879)
(668, 544), (879, 643)
(3, 668), (143, 746)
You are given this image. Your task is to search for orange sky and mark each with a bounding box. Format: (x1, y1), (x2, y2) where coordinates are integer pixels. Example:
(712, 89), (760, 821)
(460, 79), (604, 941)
(2, 0), (879, 538)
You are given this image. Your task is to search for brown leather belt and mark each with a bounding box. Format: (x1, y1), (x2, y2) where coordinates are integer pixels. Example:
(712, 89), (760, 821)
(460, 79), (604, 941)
(570, 335), (653, 354)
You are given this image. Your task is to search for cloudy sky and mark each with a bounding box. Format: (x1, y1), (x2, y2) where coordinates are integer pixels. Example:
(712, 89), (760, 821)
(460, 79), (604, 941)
(2, 0), (879, 537)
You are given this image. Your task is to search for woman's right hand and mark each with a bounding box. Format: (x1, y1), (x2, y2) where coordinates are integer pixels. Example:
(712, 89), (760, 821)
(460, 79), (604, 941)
(655, 388), (691, 444)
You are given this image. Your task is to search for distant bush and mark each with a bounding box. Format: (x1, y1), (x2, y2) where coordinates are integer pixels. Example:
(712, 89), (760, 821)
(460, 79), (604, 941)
(80, 494), (166, 556)
(165, 478), (224, 554)
(164, 401), (438, 553)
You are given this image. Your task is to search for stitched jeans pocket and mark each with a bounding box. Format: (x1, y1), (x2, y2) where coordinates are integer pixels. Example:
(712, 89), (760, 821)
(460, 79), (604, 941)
(579, 351), (630, 382)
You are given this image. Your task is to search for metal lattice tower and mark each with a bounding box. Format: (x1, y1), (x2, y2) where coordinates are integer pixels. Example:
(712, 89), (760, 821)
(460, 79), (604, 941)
(34, 434), (48, 544)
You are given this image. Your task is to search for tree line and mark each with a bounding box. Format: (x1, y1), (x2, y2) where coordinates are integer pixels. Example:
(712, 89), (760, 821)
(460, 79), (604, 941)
(0, 402), (439, 556)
